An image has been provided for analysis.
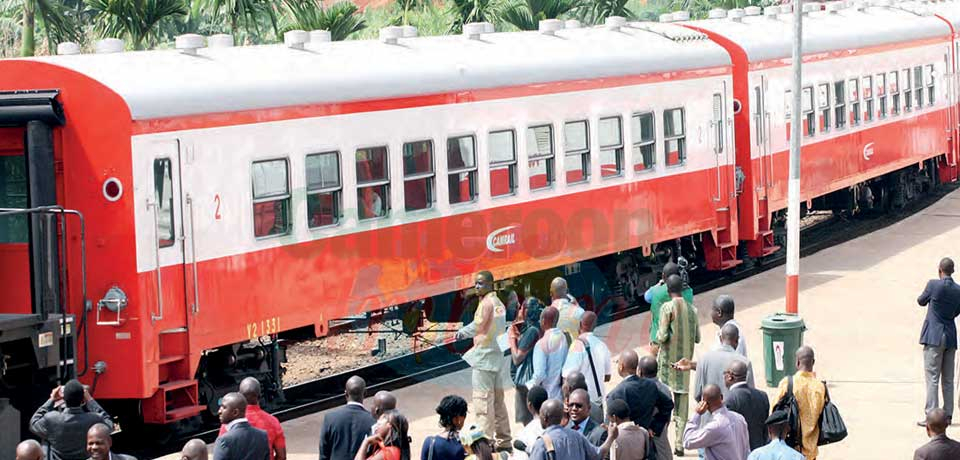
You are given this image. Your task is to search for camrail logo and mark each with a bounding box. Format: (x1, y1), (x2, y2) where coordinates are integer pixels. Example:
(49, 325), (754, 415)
(486, 225), (519, 253)
(863, 142), (874, 161)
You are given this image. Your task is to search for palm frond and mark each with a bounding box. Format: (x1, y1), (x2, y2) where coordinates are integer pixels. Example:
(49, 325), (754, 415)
(282, 0), (365, 41)
(85, 0), (186, 49)
(500, 0), (581, 30)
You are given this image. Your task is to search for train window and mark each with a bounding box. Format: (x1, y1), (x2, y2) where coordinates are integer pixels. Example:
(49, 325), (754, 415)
(903, 69), (912, 112)
(913, 66), (923, 109)
(306, 152), (341, 228)
(926, 64), (935, 106)
(356, 146), (390, 220)
(402, 140), (434, 212)
(154, 158), (175, 247)
(489, 130), (517, 197)
(564, 120), (590, 184)
(849, 79), (860, 126)
(252, 159), (291, 238)
(631, 112), (655, 172)
(527, 124), (555, 190)
(890, 71), (900, 115)
(447, 135), (477, 205)
(0, 156), (27, 243)
(598, 116), (623, 178)
(663, 108), (686, 166)
(863, 76), (874, 123)
(833, 81), (845, 129)
(817, 84), (830, 133)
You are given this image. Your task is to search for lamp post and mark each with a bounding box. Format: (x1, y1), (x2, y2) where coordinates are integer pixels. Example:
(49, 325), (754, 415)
(786, 0), (803, 315)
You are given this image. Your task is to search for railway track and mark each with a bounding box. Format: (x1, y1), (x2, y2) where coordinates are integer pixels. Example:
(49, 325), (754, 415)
(120, 182), (957, 458)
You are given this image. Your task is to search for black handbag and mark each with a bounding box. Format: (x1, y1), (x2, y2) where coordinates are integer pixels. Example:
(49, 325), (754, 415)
(772, 376), (803, 449)
(817, 382), (848, 445)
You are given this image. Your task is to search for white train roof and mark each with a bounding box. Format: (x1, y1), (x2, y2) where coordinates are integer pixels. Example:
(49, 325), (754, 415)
(685, 1), (951, 64)
(3, 23), (728, 121)
(925, 0), (960, 28)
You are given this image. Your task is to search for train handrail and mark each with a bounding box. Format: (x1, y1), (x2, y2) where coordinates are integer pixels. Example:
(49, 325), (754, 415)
(186, 193), (200, 315)
(146, 198), (164, 322)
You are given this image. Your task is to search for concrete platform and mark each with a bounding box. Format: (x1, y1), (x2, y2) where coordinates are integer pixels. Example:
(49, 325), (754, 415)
(171, 189), (960, 459)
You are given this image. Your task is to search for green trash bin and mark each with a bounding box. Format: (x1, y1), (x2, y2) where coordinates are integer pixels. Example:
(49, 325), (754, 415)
(761, 313), (806, 387)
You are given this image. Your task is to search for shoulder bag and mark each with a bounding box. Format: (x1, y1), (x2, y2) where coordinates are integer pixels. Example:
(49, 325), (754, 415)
(579, 337), (605, 415)
(772, 375), (803, 449)
(817, 381), (848, 445)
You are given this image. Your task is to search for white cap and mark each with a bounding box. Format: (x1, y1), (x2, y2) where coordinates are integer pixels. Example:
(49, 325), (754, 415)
(763, 6), (780, 16)
(708, 8), (727, 18)
(539, 19), (564, 35)
(401, 25), (418, 38)
(605, 16), (627, 30)
(659, 13), (674, 22)
(803, 3), (821, 12)
(208, 34), (234, 47)
(672, 10), (691, 21)
(482, 22), (495, 33)
(379, 26), (403, 44)
(94, 38), (124, 54)
(463, 22), (486, 39)
(779, 4), (793, 13)
(744, 5), (762, 15)
(728, 8), (746, 20)
(565, 19), (582, 29)
(56, 42), (80, 55)
(825, 1), (843, 12)
(310, 30), (331, 43)
(175, 34), (205, 55)
(284, 30), (309, 49)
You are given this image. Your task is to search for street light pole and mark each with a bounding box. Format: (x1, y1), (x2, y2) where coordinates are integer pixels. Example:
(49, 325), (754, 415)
(786, 0), (803, 315)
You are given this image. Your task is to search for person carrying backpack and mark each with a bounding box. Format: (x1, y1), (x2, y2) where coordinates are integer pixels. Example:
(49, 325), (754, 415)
(773, 347), (826, 460)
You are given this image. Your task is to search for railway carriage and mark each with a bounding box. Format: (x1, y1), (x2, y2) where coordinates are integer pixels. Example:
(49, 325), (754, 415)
(0, 0), (958, 439)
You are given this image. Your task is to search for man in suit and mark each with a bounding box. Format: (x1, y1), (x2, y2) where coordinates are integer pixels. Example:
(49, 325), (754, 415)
(638, 355), (674, 460)
(30, 379), (114, 460)
(566, 389), (605, 446)
(214, 393), (270, 460)
(917, 257), (960, 425)
(606, 350), (674, 440)
(914, 408), (960, 460)
(371, 391), (397, 420)
(16, 440), (44, 460)
(319, 376), (376, 460)
(85, 423), (136, 460)
(724, 360), (769, 450)
(218, 378), (285, 460)
(180, 439), (208, 460)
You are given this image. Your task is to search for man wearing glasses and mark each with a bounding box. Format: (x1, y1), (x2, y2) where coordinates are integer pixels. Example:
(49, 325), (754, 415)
(457, 270), (513, 452)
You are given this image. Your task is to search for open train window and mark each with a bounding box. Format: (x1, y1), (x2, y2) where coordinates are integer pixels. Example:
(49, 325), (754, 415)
(849, 79), (860, 127)
(817, 84), (830, 133)
(833, 81), (845, 129)
(802, 87), (815, 137)
(402, 140), (434, 212)
(306, 151), (341, 228)
(527, 124), (555, 190)
(563, 120), (590, 184)
(862, 76), (873, 123)
(252, 158), (291, 238)
(663, 108), (685, 166)
(890, 71), (900, 116)
(902, 69), (912, 112)
(447, 135), (477, 205)
(489, 130), (517, 197)
(926, 64), (935, 105)
(631, 112), (655, 172)
(876, 73), (887, 119)
(356, 146), (390, 220)
(154, 158), (175, 247)
(598, 116), (623, 178)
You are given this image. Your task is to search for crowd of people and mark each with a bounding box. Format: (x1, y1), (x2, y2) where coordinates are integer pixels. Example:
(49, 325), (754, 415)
(17, 258), (960, 460)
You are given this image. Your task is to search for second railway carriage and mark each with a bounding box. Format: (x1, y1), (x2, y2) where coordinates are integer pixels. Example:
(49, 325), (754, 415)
(0, 20), (737, 428)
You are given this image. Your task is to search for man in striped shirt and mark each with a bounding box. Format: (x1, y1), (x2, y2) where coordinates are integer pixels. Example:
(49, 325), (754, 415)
(653, 274), (701, 456)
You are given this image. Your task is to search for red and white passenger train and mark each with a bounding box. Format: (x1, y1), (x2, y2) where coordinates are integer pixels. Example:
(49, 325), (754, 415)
(0, 0), (957, 433)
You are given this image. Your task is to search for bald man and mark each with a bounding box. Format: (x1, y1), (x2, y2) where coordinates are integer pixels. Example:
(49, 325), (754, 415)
(16, 440), (43, 460)
(218, 378), (285, 460)
(692, 323), (754, 402)
(528, 399), (618, 460)
(551, 277), (584, 341)
(528, 306), (569, 400)
(214, 393), (269, 460)
(914, 408), (960, 459)
(85, 423), (135, 460)
(371, 391), (397, 419)
(725, 360), (769, 450)
(775, 346), (826, 460)
(682, 385), (749, 460)
(319, 376), (375, 460)
(562, 311), (612, 416)
(606, 350), (674, 440)
(181, 439), (209, 460)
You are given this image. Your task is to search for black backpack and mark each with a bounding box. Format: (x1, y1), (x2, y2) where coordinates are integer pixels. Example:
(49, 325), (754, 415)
(772, 375), (803, 449)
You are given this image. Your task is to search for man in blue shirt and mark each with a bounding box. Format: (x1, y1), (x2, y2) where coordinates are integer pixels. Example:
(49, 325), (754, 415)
(529, 399), (618, 460)
(527, 307), (569, 399)
(747, 410), (804, 460)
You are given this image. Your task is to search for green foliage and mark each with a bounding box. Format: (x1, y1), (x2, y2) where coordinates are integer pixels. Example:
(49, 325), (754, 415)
(85, 0), (186, 49)
(499, 0), (581, 31)
(2, 0), (81, 55)
(582, 0), (633, 24)
(447, 0), (498, 33)
(200, 0), (279, 42)
(282, 0), (365, 41)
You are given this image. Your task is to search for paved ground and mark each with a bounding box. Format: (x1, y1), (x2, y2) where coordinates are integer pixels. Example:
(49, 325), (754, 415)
(168, 189), (960, 459)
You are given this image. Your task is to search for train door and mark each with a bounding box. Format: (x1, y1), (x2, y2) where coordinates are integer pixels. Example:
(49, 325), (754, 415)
(146, 140), (188, 331)
(704, 82), (741, 270)
(755, 76), (774, 198)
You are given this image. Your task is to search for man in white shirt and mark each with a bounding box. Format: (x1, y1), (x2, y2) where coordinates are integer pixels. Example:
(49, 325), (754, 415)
(513, 385), (549, 459)
(562, 311), (612, 414)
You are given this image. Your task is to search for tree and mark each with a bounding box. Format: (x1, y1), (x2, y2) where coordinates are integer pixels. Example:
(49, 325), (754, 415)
(3, 0), (79, 56)
(584, 0), (634, 24)
(282, 0), (365, 41)
(448, 0), (497, 33)
(85, 0), (186, 50)
(499, 0), (581, 31)
(201, 0), (279, 43)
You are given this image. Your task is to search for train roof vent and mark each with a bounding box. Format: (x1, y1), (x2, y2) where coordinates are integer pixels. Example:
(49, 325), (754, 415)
(826, 1), (844, 12)
(744, 5), (762, 15)
(208, 33), (234, 48)
(605, 16), (627, 30)
(284, 30), (309, 49)
(463, 22), (486, 40)
(57, 42), (80, 55)
(310, 30), (331, 43)
(401, 25), (418, 38)
(672, 10), (691, 21)
(728, 8), (746, 21)
(539, 19), (564, 35)
(779, 4), (793, 14)
(94, 38), (124, 54)
(380, 26), (403, 44)
(632, 22), (708, 42)
(763, 6), (780, 17)
(659, 13), (674, 22)
(175, 34), (205, 55)
(802, 3), (821, 13)
(565, 19), (582, 29)
(708, 8), (727, 19)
